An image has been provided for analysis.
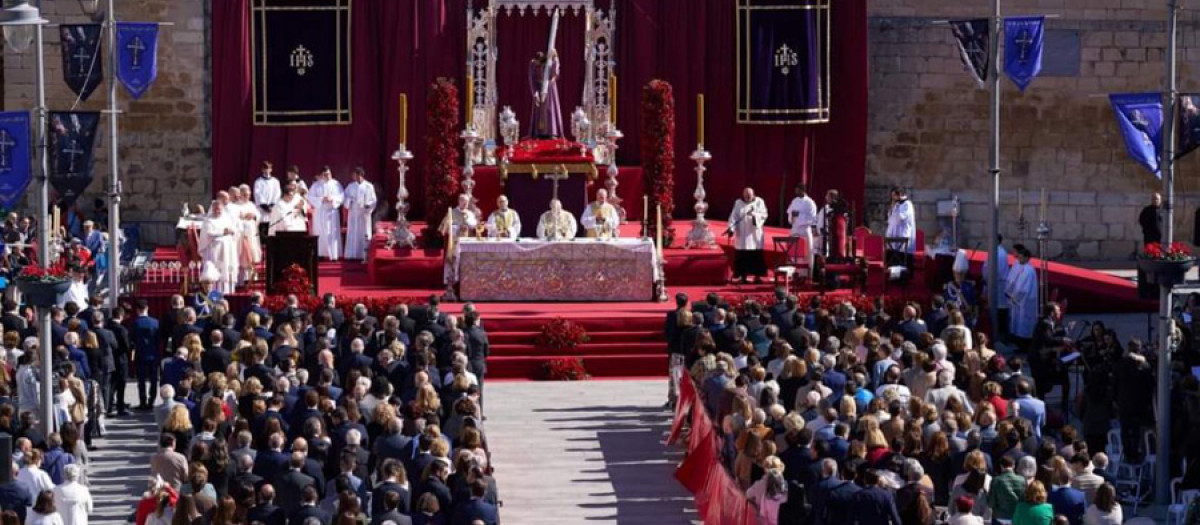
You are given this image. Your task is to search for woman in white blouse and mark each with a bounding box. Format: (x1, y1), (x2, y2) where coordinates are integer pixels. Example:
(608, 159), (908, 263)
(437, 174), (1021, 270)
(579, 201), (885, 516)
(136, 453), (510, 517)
(1082, 483), (1123, 525)
(25, 490), (64, 525)
(16, 449), (55, 500)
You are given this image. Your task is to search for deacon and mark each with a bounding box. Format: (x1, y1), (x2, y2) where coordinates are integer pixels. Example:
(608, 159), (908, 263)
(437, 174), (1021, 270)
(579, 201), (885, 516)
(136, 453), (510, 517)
(886, 187), (917, 267)
(440, 194), (479, 240)
(307, 166), (345, 260)
(199, 199), (239, 294)
(487, 195), (521, 241)
(581, 189), (620, 239)
(268, 183), (309, 236)
(1005, 244), (1039, 352)
(253, 161), (281, 238)
(726, 187), (769, 284)
(343, 167), (377, 260)
(231, 186), (261, 285)
(537, 199), (578, 241)
(786, 183), (818, 268)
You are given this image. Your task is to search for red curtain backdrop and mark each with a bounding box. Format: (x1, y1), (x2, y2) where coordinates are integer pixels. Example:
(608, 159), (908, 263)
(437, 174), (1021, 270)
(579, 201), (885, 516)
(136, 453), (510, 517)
(212, 0), (868, 224)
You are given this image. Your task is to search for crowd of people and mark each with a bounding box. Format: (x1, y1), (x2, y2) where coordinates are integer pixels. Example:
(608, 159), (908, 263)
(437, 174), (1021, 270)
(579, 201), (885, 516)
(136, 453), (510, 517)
(0, 290), (500, 525)
(666, 287), (1200, 525)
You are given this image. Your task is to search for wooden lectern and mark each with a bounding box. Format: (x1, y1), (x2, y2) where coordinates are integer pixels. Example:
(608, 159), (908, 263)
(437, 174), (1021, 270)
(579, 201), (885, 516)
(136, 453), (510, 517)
(266, 232), (318, 294)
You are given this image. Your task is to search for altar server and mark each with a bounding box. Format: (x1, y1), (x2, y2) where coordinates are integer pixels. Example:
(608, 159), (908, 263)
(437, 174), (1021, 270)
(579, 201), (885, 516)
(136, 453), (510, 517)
(886, 187), (917, 265)
(308, 166), (344, 260)
(580, 189), (620, 239)
(253, 161), (281, 238)
(537, 199), (577, 241)
(441, 194), (479, 240)
(199, 199), (239, 294)
(786, 183), (818, 269)
(726, 187), (769, 284)
(343, 167), (377, 260)
(487, 195), (521, 241)
(285, 164), (309, 196)
(1005, 244), (1039, 350)
(268, 183), (310, 236)
(231, 185), (261, 284)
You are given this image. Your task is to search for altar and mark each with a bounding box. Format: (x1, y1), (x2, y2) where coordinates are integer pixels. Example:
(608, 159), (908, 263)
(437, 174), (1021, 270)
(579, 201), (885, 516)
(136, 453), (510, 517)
(454, 238), (659, 302)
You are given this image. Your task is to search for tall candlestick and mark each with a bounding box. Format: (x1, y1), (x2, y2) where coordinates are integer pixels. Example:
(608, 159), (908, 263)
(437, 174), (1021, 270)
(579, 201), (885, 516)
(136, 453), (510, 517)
(1039, 188), (1046, 222)
(53, 206), (60, 239)
(466, 76), (475, 126)
(697, 94), (705, 148)
(643, 195), (648, 224)
(656, 204), (664, 257)
(400, 93), (408, 146)
(610, 74), (617, 126)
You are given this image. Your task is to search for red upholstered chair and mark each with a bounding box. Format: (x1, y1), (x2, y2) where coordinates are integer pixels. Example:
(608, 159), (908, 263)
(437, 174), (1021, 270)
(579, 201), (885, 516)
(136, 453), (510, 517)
(914, 229), (928, 272)
(853, 227), (871, 257)
(773, 236), (810, 291)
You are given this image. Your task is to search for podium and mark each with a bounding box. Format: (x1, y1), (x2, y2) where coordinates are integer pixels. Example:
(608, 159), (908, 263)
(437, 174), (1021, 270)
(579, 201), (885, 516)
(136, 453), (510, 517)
(266, 232), (318, 294)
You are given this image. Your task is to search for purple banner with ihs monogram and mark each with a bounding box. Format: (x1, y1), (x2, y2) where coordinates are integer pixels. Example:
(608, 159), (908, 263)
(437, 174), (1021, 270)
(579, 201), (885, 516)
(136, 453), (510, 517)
(736, 0), (830, 124)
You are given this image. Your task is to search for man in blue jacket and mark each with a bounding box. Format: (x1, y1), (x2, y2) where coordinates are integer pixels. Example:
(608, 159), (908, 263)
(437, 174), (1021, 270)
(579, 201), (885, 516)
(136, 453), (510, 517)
(131, 300), (161, 410)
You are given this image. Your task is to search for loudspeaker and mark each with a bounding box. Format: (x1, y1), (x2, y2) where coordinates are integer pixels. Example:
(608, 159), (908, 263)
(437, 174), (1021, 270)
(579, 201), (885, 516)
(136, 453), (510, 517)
(0, 434), (11, 484)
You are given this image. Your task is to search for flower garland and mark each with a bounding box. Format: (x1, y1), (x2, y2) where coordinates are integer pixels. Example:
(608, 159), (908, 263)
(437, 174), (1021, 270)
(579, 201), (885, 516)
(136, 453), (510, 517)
(423, 77), (462, 247)
(543, 357), (589, 381)
(641, 79), (676, 245)
(534, 317), (591, 352)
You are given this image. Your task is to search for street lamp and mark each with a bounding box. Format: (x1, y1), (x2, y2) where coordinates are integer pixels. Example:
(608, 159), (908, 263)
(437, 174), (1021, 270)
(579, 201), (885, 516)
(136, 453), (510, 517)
(0, 0), (53, 435)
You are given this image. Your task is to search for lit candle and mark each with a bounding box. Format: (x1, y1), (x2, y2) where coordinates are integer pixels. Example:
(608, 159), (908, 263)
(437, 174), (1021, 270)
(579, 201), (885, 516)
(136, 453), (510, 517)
(399, 93), (408, 146)
(610, 74), (617, 126)
(698, 94), (705, 149)
(466, 76), (475, 126)
(656, 204), (664, 257)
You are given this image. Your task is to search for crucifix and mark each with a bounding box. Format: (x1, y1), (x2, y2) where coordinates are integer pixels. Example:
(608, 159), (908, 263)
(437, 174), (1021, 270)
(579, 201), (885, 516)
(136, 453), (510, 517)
(62, 139), (84, 173)
(72, 47), (92, 73)
(547, 165), (569, 201)
(127, 36), (146, 70)
(1015, 30), (1034, 62)
(0, 130), (15, 170)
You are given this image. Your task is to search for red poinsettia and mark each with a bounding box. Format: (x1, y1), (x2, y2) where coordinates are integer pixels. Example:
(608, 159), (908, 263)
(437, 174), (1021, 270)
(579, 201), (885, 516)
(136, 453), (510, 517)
(273, 264), (315, 296)
(641, 79), (676, 244)
(423, 77), (462, 247)
(1142, 242), (1193, 261)
(16, 259), (70, 283)
(534, 317), (591, 352)
(543, 357), (589, 381)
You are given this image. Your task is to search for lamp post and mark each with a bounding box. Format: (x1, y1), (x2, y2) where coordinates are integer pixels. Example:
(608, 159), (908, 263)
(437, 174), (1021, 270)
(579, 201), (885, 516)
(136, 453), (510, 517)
(0, 0), (51, 434)
(1155, 0), (1180, 507)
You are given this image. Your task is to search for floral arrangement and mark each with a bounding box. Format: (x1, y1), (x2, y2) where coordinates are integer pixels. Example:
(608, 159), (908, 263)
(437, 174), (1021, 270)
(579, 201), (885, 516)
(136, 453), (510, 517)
(262, 293), (427, 321)
(543, 357), (589, 381)
(534, 317), (591, 352)
(16, 259), (70, 283)
(717, 293), (911, 319)
(641, 79), (676, 245)
(1141, 242), (1193, 261)
(272, 264), (315, 296)
(423, 77), (462, 247)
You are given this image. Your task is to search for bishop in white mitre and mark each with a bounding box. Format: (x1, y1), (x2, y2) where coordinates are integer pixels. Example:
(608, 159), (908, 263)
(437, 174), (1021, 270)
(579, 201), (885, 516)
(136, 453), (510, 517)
(1005, 244), (1039, 343)
(487, 195), (521, 241)
(537, 199), (578, 241)
(785, 183), (818, 269)
(268, 183), (310, 236)
(308, 166), (345, 260)
(440, 194), (479, 240)
(727, 187), (768, 283)
(580, 189), (620, 239)
(343, 167), (377, 260)
(199, 199), (239, 294)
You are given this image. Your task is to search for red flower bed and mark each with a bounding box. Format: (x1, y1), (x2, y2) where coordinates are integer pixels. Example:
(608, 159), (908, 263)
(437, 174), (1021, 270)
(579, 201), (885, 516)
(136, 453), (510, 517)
(543, 357), (589, 381)
(534, 317), (591, 352)
(1142, 242), (1192, 261)
(423, 77), (462, 247)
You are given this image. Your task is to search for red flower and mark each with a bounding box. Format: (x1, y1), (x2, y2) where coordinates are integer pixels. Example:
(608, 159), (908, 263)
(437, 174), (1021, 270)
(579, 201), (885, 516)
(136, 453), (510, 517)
(543, 357), (588, 381)
(272, 264), (315, 296)
(423, 78), (463, 247)
(534, 318), (591, 352)
(641, 80), (676, 242)
(1142, 242), (1193, 261)
(16, 259), (70, 282)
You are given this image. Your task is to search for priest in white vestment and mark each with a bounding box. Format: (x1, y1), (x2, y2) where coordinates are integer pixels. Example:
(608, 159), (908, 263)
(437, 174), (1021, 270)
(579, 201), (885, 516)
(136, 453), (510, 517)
(786, 183), (818, 269)
(726, 187), (769, 283)
(232, 186), (261, 285)
(1005, 244), (1039, 349)
(57, 266), (89, 309)
(199, 200), (239, 294)
(487, 195), (521, 241)
(982, 234), (1011, 336)
(308, 167), (345, 260)
(537, 199), (578, 241)
(343, 168), (377, 260)
(886, 187), (917, 269)
(580, 189), (620, 239)
(440, 194), (479, 240)
(268, 183), (310, 236)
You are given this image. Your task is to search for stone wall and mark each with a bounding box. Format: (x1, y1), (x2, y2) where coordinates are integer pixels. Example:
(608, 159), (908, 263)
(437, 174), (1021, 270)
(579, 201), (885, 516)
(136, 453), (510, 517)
(2, 0), (209, 247)
(866, 0), (1200, 260)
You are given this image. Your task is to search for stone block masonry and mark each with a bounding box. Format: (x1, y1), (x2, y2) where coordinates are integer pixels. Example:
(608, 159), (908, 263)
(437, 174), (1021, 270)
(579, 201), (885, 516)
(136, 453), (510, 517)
(866, 5), (1200, 261)
(2, 0), (209, 247)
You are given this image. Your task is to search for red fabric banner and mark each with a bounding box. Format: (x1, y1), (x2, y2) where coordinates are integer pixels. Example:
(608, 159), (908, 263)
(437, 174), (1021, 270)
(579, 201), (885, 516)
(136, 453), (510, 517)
(671, 377), (759, 525)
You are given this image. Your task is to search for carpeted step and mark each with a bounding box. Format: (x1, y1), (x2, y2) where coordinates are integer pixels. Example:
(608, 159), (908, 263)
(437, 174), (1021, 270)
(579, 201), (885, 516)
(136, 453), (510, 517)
(478, 315), (665, 333)
(486, 353), (666, 380)
(486, 330), (664, 345)
(489, 342), (665, 357)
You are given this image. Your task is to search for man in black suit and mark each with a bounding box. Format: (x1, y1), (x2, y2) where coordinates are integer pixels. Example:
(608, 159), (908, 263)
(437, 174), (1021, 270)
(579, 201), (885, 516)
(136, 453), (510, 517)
(370, 459), (412, 517)
(451, 479), (499, 525)
(925, 295), (950, 336)
(253, 433), (290, 485)
(169, 307), (202, 353)
(783, 311), (812, 352)
(1, 299), (26, 333)
(679, 312), (704, 369)
(273, 294), (307, 328)
(276, 452), (317, 516)
(107, 306), (133, 416)
(219, 313), (241, 351)
(231, 454), (265, 500)
(287, 485), (330, 525)
(91, 310), (118, 419)
(820, 460), (861, 525)
(202, 330), (233, 375)
(370, 418), (412, 474)
(1031, 301), (1071, 411)
(394, 304), (417, 341)
(315, 293), (346, 330)
(896, 305), (928, 344)
(370, 490), (412, 525)
(290, 390), (323, 440)
(247, 484), (287, 525)
(463, 309), (489, 402)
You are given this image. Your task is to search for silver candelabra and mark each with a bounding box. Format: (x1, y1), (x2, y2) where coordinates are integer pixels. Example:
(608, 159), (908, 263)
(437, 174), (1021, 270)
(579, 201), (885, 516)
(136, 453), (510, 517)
(389, 143), (416, 249)
(461, 125), (482, 217)
(685, 147), (715, 249)
(605, 124), (626, 222)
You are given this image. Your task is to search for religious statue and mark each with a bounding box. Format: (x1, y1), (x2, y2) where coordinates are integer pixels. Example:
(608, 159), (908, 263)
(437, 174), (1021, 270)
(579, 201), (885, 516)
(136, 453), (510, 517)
(537, 199), (577, 241)
(529, 50), (563, 139)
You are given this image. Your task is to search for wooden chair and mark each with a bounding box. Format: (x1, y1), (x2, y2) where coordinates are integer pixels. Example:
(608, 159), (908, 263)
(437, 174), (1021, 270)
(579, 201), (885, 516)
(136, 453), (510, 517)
(772, 236), (810, 291)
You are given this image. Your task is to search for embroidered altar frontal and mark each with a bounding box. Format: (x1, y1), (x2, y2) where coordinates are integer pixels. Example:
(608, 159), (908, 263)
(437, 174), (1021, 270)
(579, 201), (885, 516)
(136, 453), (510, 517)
(455, 239), (659, 302)
(736, 0), (830, 124)
(252, 0), (351, 126)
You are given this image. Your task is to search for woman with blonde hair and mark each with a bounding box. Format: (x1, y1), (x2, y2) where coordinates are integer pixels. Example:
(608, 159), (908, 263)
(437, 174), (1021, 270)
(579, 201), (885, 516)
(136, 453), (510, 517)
(164, 404), (194, 454)
(412, 383), (442, 417)
(1012, 480), (1053, 525)
(747, 456), (788, 525)
(865, 425), (891, 467)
